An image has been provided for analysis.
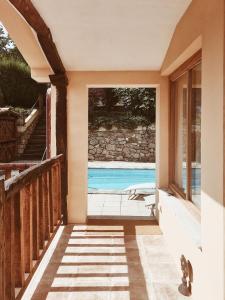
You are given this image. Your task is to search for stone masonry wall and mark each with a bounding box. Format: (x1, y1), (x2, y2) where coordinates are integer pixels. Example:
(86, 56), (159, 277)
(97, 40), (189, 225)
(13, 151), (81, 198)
(88, 125), (155, 162)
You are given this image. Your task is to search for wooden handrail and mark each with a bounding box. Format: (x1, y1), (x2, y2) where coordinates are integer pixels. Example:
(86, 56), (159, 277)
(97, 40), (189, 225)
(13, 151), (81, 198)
(0, 162), (36, 180)
(0, 154), (63, 299)
(4, 154), (63, 198)
(0, 163), (36, 170)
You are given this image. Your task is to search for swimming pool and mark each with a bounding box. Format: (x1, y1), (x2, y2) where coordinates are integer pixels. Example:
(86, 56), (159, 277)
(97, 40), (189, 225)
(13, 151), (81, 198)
(88, 168), (156, 190)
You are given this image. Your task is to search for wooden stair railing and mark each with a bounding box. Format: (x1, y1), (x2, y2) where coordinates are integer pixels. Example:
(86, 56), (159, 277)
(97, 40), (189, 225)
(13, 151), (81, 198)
(0, 163), (36, 180)
(0, 154), (63, 299)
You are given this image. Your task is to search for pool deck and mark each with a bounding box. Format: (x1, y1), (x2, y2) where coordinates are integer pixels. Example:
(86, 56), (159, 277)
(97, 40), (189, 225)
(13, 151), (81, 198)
(88, 161), (156, 169)
(88, 193), (155, 218)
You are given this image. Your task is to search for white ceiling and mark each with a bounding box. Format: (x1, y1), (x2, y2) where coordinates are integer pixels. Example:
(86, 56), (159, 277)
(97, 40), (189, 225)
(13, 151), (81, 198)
(32, 0), (191, 71)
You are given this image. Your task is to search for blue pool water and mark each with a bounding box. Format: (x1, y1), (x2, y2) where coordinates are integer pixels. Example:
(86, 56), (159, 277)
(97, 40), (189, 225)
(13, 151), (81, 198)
(88, 168), (156, 190)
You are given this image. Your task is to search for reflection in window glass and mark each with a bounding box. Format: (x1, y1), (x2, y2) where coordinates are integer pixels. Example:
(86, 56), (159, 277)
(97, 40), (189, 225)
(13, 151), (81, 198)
(174, 73), (188, 193)
(191, 63), (201, 209)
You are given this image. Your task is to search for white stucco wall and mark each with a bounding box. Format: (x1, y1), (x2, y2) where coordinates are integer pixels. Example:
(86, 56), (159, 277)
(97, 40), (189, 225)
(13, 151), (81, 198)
(160, 0), (225, 299)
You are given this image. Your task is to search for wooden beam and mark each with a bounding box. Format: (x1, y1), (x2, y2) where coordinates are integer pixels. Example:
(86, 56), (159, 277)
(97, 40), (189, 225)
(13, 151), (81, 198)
(49, 74), (68, 224)
(8, 0), (67, 76)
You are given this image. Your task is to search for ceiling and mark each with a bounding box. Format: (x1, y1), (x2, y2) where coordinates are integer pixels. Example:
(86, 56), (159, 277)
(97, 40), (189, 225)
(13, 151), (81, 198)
(32, 0), (192, 71)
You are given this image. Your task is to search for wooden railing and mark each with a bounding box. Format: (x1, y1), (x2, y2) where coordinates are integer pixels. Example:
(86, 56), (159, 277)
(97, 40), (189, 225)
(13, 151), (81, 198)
(0, 154), (63, 299)
(0, 163), (36, 180)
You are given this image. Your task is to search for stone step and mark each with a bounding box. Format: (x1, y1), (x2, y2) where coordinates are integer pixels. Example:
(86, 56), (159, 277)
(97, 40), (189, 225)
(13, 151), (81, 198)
(20, 155), (43, 160)
(28, 141), (46, 146)
(25, 146), (45, 151)
(33, 128), (46, 132)
(30, 134), (46, 138)
(21, 111), (46, 160)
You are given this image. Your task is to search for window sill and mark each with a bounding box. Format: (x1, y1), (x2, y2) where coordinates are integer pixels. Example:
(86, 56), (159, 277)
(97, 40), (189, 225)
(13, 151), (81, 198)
(158, 188), (202, 251)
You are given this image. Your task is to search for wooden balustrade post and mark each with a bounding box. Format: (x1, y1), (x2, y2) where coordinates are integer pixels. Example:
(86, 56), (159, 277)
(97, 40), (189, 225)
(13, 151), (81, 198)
(22, 184), (33, 273)
(14, 192), (25, 288)
(0, 180), (4, 300)
(48, 170), (54, 233)
(38, 176), (45, 250)
(42, 172), (50, 240)
(51, 165), (58, 226)
(57, 162), (62, 220)
(32, 180), (39, 260)
(4, 197), (15, 299)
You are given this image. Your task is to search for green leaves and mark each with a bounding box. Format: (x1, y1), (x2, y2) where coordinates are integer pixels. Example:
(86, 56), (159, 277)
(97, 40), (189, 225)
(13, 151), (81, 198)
(88, 88), (156, 130)
(0, 24), (25, 62)
(0, 58), (46, 107)
(0, 24), (46, 108)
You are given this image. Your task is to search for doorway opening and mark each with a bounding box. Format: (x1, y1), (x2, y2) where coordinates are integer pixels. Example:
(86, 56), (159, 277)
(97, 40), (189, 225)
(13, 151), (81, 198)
(88, 86), (156, 219)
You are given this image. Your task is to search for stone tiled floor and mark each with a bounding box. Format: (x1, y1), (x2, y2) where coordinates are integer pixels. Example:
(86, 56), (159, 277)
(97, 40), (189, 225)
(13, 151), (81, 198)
(28, 220), (190, 300)
(88, 194), (155, 217)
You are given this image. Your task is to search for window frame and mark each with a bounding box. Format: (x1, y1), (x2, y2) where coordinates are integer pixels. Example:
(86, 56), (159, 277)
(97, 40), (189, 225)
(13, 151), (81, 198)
(169, 50), (202, 202)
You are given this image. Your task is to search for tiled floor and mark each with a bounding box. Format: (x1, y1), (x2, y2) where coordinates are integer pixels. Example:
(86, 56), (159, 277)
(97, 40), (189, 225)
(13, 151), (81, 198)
(88, 194), (155, 217)
(29, 220), (190, 300)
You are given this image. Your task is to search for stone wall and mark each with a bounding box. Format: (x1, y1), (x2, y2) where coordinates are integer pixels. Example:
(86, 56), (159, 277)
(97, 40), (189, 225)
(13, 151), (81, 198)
(88, 125), (155, 162)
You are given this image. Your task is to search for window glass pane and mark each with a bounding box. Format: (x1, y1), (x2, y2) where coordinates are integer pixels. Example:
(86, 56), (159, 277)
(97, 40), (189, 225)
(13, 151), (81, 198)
(191, 63), (201, 209)
(174, 73), (188, 193)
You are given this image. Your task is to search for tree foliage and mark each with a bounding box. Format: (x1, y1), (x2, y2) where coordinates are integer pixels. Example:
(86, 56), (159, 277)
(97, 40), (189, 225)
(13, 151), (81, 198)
(89, 88), (156, 130)
(0, 24), (46, 107)
(0, 59), (46, 107)
(0, 25), (25, 62)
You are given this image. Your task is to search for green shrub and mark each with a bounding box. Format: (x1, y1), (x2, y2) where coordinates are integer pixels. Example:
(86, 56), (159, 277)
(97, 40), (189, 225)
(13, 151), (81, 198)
(88, 88), (156, 130)
(0, 58), (46, 108)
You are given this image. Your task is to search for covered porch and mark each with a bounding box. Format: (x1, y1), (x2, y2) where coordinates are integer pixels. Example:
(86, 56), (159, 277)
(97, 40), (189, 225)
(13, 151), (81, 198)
(0, 0), (224, 299)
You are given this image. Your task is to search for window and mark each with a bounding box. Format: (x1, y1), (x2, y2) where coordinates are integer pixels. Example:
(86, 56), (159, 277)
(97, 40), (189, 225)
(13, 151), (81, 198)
(169, 51), (201, 209)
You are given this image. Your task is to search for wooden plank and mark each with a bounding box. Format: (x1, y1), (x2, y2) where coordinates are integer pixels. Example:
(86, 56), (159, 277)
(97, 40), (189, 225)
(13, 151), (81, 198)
(42, 173), (50, 240)
(32, 180), (39, 260)
(0, 180), (5, 300)
(48, 170), (54, 233)
(4, 197), (15, 299)
(51, 166), (58, 226)
(57, 163), (62, 220)
(0, 163), (35, 171)
(14, 192), (25, 287)
(22, 184), (33, 273)
(38, 176), (45, 250)
(46, 89), (51, 159)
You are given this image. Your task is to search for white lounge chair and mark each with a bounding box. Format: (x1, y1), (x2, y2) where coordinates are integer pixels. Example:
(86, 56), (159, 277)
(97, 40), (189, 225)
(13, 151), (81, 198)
(124, 183), (156, 216)
(144, 195), (156, 216)
(124, 182), (155, 198)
